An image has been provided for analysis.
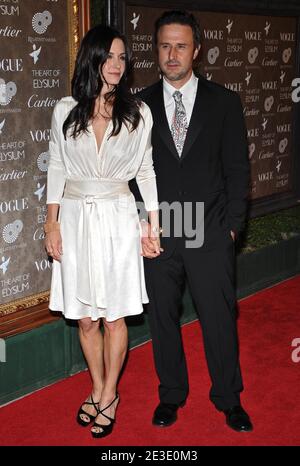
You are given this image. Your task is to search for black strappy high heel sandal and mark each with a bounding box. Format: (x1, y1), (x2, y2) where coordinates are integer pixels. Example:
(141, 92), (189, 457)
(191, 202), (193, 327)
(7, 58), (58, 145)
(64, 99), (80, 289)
(91, 393), (119, 438)
(77, 394), (100, 427)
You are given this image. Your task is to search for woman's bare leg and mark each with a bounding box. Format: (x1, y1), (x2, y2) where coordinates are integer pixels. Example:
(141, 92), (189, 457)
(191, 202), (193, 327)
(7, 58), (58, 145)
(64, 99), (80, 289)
(78, 317), (104, 421)
(103, 328), (110, 377)
(91, 317), (128, 433)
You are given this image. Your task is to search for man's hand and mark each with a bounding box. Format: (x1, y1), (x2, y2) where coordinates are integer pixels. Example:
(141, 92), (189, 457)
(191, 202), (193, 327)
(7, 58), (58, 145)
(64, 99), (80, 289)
(230, 230), (236, 241)
(140, 220), (164, 259)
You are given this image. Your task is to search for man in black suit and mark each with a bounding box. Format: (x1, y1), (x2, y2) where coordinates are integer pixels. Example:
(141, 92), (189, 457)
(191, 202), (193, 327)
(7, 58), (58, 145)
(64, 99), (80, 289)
(132, 10), (253, 432)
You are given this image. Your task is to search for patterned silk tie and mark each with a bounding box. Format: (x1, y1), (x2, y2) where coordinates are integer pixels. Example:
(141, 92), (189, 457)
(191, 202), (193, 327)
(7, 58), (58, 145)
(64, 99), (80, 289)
(171, 90), (188, 156)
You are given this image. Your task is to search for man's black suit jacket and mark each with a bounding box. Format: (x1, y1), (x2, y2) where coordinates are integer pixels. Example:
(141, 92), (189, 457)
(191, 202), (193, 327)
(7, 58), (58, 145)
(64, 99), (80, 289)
(130, 75), (250, 258)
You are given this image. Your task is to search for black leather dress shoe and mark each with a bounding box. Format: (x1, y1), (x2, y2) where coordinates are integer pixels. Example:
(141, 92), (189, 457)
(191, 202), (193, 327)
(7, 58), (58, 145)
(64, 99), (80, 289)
(152, 402), (183, 427)
(223, 406), (253, 432)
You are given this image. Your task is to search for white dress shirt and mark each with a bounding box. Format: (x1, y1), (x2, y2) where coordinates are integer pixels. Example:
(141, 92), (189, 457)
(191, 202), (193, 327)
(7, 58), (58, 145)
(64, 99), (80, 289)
(163, 72), (198, 129)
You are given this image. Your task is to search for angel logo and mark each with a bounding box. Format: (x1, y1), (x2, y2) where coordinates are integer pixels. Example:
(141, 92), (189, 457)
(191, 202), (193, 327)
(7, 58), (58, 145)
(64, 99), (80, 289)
(207, 46), (219, 65)
(262, 118), (268, 131)
(0, 118), (5, 134)
(248, 143), (255, 159)
(276, 160), (282, 173)
(226, 19), (233, 34)
(264, 21), (271, 36)
(37, 151), (49, 172)
(0, 256), (10, 275)
(2, 219), (23, 244)
(34, 182), (46, 201)
(0, 79), (17, 106)
(29, 44), (42, 64)
(245, 72), (251, 86)
(32, 10), (52, 35)
(130, 12), (140, 31)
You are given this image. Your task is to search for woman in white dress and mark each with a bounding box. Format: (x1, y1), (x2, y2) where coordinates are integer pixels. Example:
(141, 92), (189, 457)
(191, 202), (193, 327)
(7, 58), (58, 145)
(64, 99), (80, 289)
(44, 25), (161, 438)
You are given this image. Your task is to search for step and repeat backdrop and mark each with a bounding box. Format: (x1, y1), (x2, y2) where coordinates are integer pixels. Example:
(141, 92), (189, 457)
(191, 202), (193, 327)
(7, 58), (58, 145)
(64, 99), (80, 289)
(0, 0), (298, 315)
(125, 5), (298, 200)
(0, 0), (81, 313)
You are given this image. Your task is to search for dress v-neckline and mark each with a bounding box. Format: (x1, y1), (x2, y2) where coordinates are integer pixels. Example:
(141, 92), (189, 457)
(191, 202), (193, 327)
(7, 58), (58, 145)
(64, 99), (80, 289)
(90, 120), (112, 155)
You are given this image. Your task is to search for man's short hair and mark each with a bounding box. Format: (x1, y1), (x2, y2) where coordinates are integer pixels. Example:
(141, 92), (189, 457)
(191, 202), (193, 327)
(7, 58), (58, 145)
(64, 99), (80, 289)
(154, 10), (202, 48)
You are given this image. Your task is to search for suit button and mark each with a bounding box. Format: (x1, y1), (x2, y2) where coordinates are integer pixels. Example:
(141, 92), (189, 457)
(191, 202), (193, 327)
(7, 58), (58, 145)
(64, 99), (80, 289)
(179, 190), (186, 196)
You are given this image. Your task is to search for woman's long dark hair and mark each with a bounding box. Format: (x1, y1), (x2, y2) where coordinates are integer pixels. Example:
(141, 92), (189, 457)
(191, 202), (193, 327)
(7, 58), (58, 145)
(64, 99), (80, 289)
(63, 25), (141, 139)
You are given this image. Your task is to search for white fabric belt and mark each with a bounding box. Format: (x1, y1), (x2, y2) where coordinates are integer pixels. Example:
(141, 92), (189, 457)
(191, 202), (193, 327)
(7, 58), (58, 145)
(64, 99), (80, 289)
(64, 178), (130, 201)
(62, 178), (131, 310)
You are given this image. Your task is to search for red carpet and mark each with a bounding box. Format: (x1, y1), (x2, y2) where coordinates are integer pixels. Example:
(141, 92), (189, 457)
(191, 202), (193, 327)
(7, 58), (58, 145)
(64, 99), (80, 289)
(1, 275), (300, 446)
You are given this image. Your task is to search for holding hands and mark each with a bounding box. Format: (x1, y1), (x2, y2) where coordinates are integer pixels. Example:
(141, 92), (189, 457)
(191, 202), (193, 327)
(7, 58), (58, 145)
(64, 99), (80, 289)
(140, 219), (164, 259)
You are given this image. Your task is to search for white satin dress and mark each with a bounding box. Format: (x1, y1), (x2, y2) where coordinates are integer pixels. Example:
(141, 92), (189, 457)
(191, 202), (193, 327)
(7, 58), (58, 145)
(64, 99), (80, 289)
(46, 97), (158, 321)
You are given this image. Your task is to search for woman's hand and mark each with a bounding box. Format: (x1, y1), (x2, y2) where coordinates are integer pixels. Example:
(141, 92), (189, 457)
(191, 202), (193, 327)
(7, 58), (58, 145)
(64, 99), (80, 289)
(140, 220), (163, 259)
(44, 231), (63, 262)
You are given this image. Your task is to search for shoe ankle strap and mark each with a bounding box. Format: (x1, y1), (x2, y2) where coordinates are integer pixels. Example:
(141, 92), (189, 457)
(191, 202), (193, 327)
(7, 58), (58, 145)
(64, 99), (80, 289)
(84, 394), (99, 412)
(99, 393), (119, 416)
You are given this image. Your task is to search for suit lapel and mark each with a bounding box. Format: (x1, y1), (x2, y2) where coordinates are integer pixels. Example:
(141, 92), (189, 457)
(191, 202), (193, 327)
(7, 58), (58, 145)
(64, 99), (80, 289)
(149, 81), (181, 162)
(180, 78), (208, 161)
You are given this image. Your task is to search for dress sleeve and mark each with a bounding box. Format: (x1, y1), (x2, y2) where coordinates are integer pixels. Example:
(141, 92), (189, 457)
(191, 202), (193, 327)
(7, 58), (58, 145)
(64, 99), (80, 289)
(46, 102), (67, 204)
(135, 105), (159, 212)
